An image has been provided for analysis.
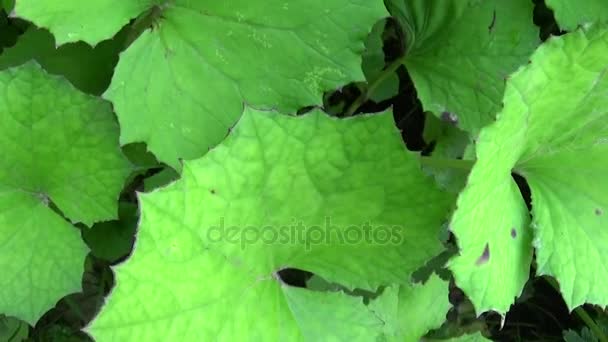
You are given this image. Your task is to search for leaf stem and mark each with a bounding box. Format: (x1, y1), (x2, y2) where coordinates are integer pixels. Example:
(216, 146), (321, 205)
(419, 156), (475, 171)
(343, 55), (407, 117)
(124, 4), (165, 48)
(574, 306), (608, 342)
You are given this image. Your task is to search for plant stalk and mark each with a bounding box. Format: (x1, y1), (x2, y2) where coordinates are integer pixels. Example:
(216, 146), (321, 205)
(574, 306), (608, 342)
(124, 4), (165, 48)
(343, 55), (407, 117)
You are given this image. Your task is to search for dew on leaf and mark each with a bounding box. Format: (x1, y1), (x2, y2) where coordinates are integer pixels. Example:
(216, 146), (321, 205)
(36, 192), (50, 206)
(475, 243), (490, 266)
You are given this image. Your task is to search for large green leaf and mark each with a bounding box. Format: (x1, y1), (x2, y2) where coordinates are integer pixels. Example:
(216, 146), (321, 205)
(106, 0), (387, 168)
(545, 0), (608, 31)
(448, 116), (532, 315)
(87, 108), (452, 340)
(13, 0), (157, 45)
(449, 25), (608, 315)
(369, 274), (451, 341)
(386, 0), (539, 133)
(0, 27), (126, 95)
(0, 63), (131, 324)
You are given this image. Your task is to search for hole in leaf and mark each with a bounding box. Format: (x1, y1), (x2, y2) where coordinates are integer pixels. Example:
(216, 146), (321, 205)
(476, 243), (490, 266)
(532, 0), (565, 41)
(412, 246), (457, 282)
(305, 274), (382, 303)
(275, 268), (313, 288)
(394, 70), (425, 151)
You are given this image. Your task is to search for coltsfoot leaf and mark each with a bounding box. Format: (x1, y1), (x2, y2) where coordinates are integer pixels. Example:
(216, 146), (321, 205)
(0, 62), (131, 324)
(387, 0), (539, 133)
(449, 25), (608, 315)
(13, 0), (158, 45)
(369, 274), (451, 341)
(88, 108), (452, 341)
(106, 0), (388, 168)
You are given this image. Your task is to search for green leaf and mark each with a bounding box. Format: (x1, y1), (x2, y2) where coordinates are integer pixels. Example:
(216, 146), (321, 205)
(121, 142), (165, 188)
(106, 1), (388, 168)
(0, 62), (132, 225)
(545, 0), (608, 31)
(284, 287), (384, 341)
(446, 92), (533, 315)
(0, 27), (126, 95)
(87, 108), (452, 340)
(13, 0), (157, 46)
(387, 0), (539, 133)
(121, 143), (180, 193)
(515, 27), (608, 310)
(122, 143), (159, 171)
(0, 62), (131, 324)
(82, 203), (138, 263)
(143, 167), (179, 192)
(449, 25), (608, 315)
(0, 315), (29, 342)
(564, 328), (597, 342)
(369, 274), (451, 341)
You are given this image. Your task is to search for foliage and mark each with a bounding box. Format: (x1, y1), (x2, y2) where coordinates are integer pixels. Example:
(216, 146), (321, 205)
(0, 0), (607, 341)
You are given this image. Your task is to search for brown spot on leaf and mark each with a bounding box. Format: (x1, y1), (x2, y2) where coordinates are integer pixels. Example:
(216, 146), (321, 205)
(476, 243), (490, 266)
(596, 208), (603, 216)
(511, 228), (517, 238)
